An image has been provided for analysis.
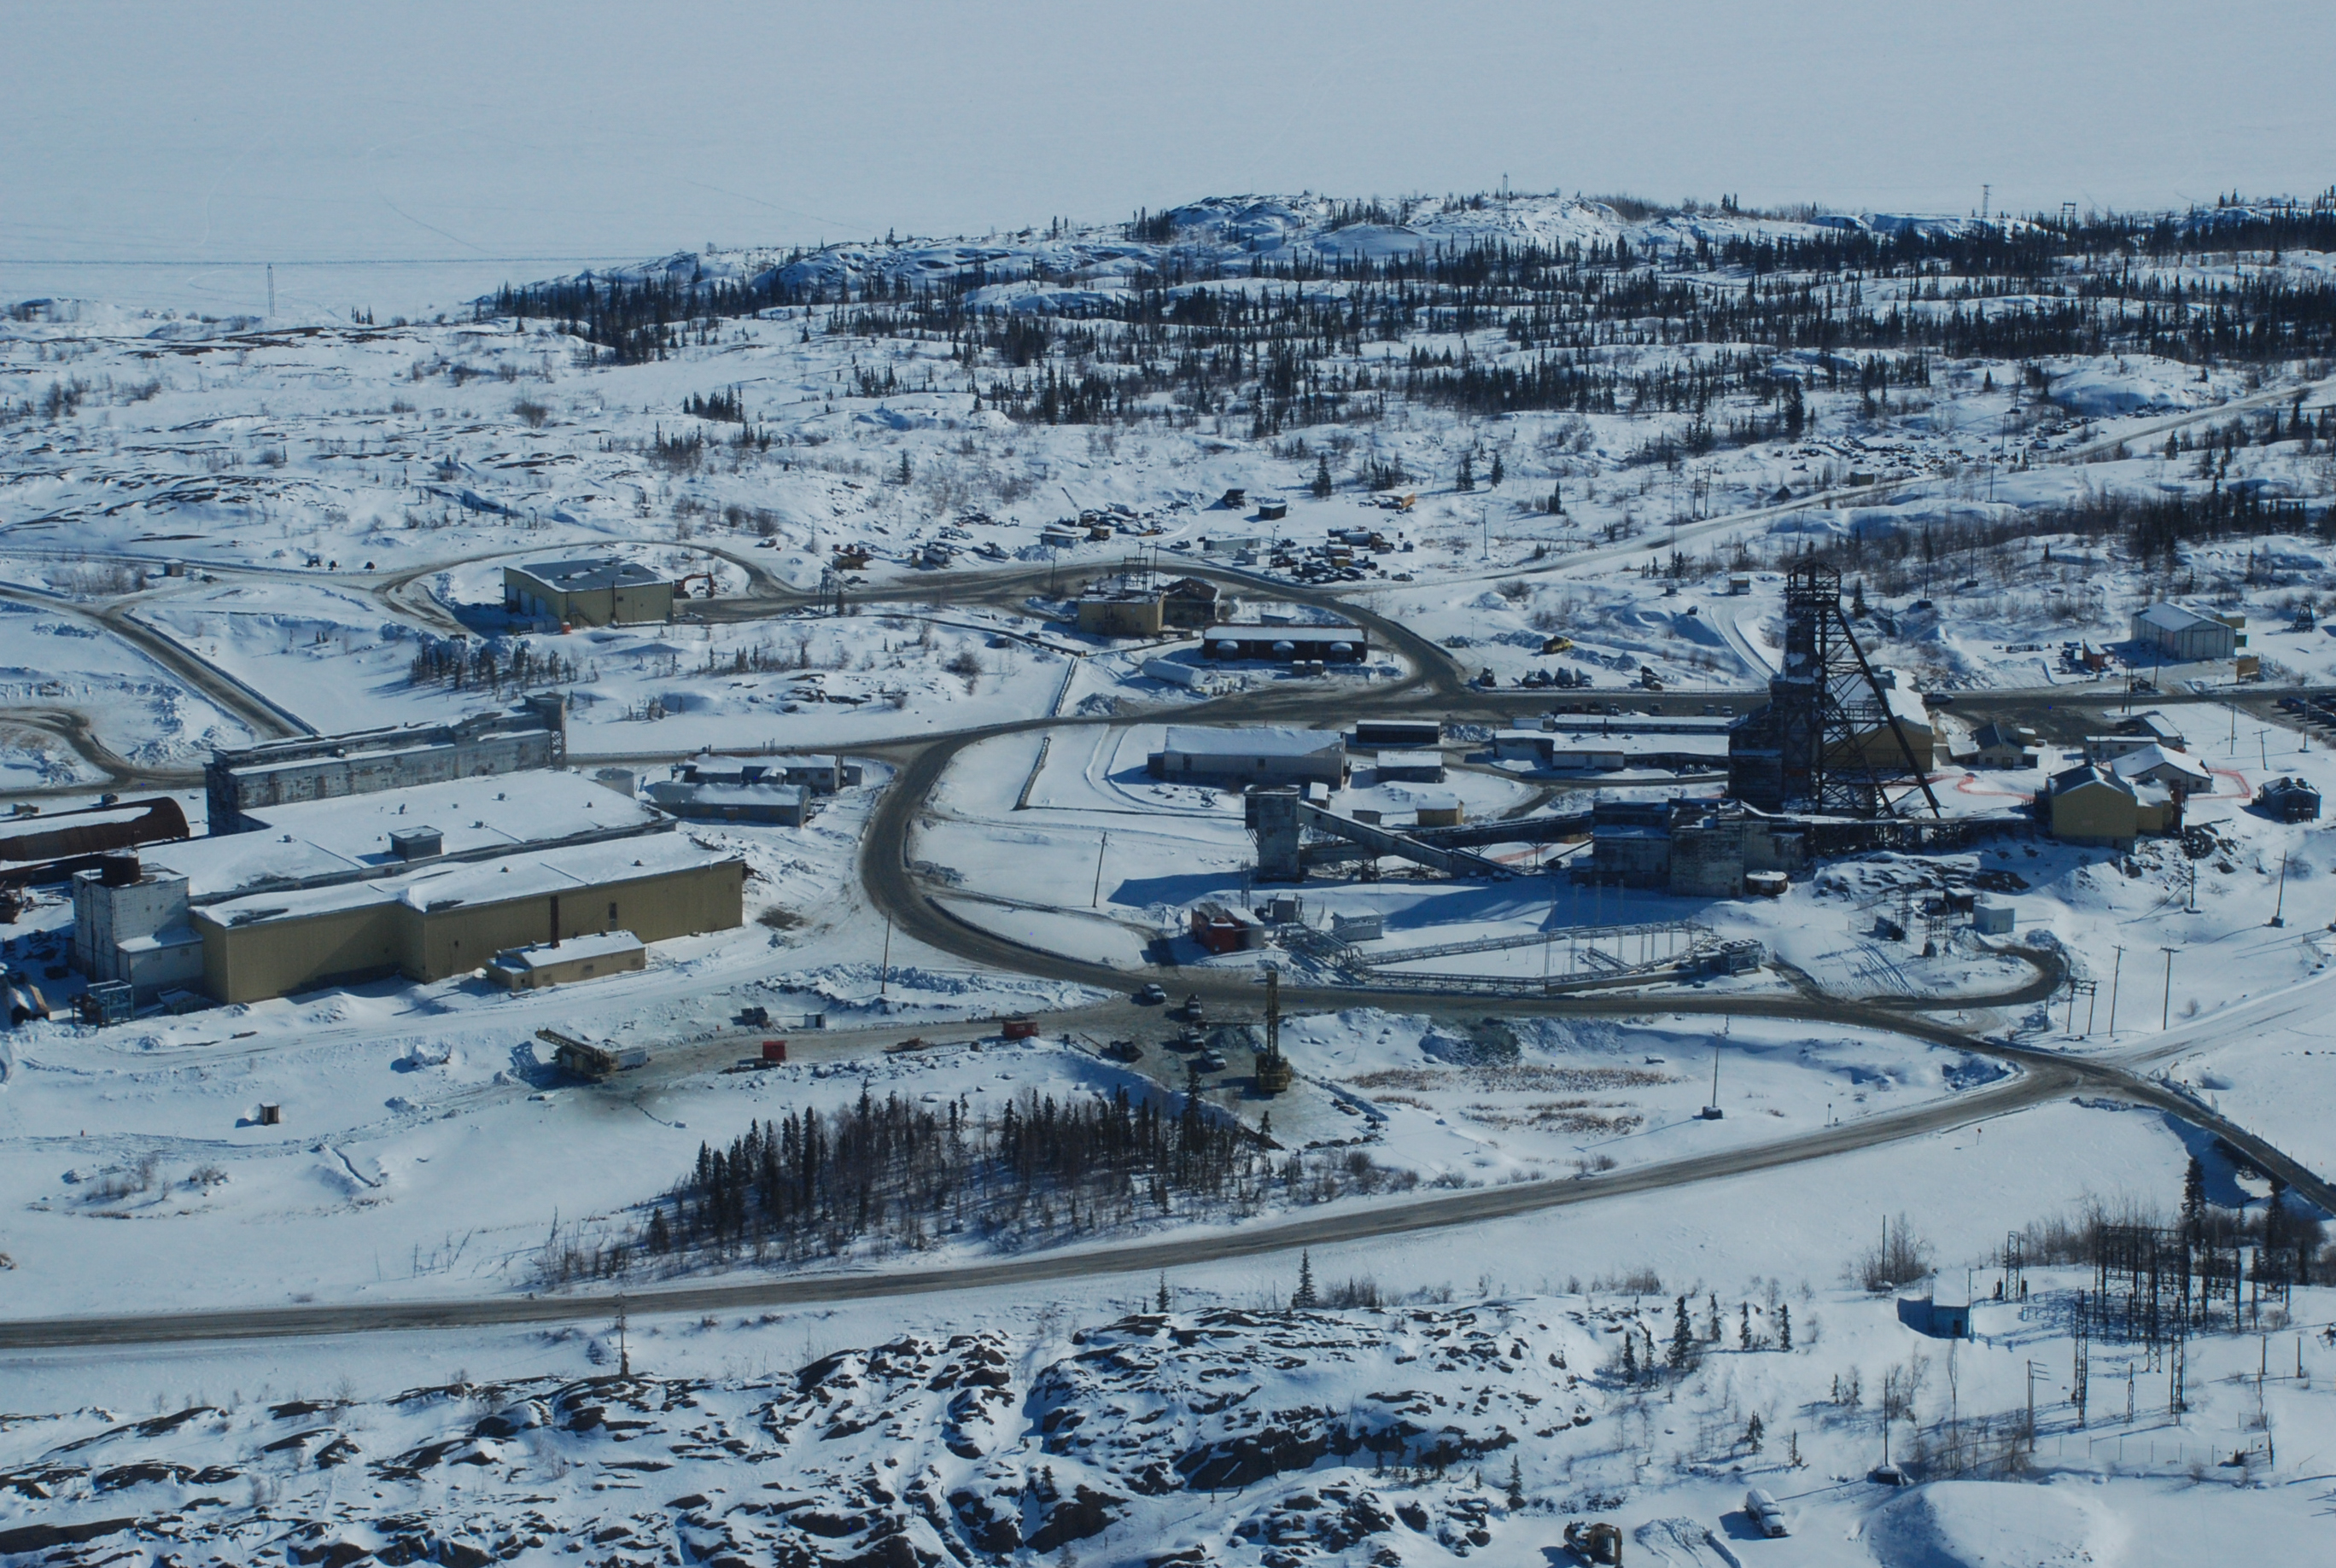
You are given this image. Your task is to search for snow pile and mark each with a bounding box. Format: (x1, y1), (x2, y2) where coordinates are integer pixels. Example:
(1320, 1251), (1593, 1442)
(1868, 1480), (2119, 1567)
(772, 961), (1106, 1014)
(2050, 362), (2200, 417)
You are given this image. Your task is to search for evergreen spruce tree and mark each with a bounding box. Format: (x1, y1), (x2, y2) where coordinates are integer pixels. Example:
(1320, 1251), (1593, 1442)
(1621, 1335), (1638, 1381)
(1740, 1302), (1752, 1349)
(1487, 452), (1504, 487)
(1668, 1295), (1697, 1372)
(2181, 1155), (2207, 1244)
(1456, 451), (1475, 491)
(1157, 1273), (1171, 1313)
(1706, 1291), (1721, 1343)
(1745, 1413), (1764, 1453)
(1504, 1454), (1525, 1510)
(1312, 453), (1334, 498)
(1778, 1303), (1792, 1351)
(1293, 1251), (1319, 1309)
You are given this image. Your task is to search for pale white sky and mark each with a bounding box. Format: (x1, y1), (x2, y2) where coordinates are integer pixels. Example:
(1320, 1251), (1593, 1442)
(4, 1), (2333, 311)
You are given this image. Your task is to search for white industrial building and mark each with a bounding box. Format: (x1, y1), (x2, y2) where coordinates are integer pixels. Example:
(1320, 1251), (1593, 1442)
(2129, 603), (2240, 662)
(1493, 730), (1729, 772)
(1147, 726), (1350, 788)
(1370, 749), (1447, 782)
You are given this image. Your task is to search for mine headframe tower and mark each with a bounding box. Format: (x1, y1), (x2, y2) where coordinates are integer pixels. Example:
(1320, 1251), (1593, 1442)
(1732, 562), (1941, 819)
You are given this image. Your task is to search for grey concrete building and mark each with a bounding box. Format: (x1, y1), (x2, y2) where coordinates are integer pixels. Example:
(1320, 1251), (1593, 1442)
(1148, 726), (1351, 788)
(205, 697), (565, 834)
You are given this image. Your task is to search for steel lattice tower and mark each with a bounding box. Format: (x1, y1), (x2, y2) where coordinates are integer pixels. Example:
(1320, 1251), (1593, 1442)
(1729, 562), (1940, 818)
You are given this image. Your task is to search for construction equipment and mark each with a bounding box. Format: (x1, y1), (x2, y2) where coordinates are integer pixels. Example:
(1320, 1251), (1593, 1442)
(537, 1027), (648, 1080)
(77, 981), (134, 1026)
(1563, 1519), (1623, 1565)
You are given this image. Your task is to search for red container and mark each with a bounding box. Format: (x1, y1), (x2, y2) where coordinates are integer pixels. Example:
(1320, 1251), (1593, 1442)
(761, 1040), (787, 1062)
(1001, 1017), (1038, 1040)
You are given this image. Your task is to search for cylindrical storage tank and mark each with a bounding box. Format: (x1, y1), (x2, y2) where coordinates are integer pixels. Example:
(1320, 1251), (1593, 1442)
(99, 854), (141, 888)
(1329, 642), (1353, 657)
(1271, 639), (1295, 659)
(1214, 640), (1240, 658)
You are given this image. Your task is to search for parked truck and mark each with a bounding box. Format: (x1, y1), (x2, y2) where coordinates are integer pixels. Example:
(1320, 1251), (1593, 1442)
(538, 1027), (648, 1081)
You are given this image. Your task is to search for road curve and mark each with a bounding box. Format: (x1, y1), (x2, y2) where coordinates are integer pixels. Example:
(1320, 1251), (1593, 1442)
(4, 561), (2331, 1349)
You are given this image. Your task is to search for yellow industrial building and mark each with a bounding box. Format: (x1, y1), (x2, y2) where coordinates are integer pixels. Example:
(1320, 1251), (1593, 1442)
(504, 558), (675, 627)
(74, 768), (745, 1006)
(196, 835), (739, 1003)
(2047, 763), (2178, 848)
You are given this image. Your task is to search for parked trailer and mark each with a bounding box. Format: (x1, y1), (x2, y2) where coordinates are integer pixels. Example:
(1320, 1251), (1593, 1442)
(727, 1039), (790, 1074)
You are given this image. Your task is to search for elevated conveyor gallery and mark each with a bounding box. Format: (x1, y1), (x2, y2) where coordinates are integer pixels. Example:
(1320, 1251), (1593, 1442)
(1247, 789), (1515, 882)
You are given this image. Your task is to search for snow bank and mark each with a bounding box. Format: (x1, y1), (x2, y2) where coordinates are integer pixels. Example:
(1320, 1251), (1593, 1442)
(2051, 364), (2199, 417)
(1868, 1481), (2118, 1568)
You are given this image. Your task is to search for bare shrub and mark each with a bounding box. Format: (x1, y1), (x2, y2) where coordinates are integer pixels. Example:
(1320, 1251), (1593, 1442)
(1851, 1213), (1932, 1291)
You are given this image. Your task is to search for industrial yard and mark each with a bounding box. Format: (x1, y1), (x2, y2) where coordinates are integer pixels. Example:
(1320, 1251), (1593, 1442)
(12, 73), (2336, 1561)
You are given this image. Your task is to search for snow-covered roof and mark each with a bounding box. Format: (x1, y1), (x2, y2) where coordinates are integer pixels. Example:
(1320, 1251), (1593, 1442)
(2135, 603), (2223, 634)
(154, 772), (665, 900)
(1970, 721), (2036, 749)
(1159, 726), (1345, 759)
(1202, 623), (1360, 643)
(194, 833), (734, 930)
(2110, 743), (2210, 785)
(2051, 762), (2130, 796)
(509, 557), (669, 591)
(491, 930), (644, 971)
(648, 779), (807, 809)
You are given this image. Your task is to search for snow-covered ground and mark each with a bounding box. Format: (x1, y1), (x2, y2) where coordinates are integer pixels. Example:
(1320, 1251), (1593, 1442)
(15, 185), (2336, 1559)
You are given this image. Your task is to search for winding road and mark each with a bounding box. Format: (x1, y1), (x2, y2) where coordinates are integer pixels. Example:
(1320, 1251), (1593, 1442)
(0, 519), (2328, 1349)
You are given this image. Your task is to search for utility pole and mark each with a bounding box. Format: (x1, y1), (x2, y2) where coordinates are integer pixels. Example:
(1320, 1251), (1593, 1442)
(266, 262), (275, 320)
(1091, 831), (1109, 908)
(2161, 947), (2176, 1029)
(2073, 1291), (2089, 1425)
(2107, 945), (2124, 1035)
(2269, 854), (2288, 927)
(879, 914), (893, 999)
(2027, 1359), (2042, 1450)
